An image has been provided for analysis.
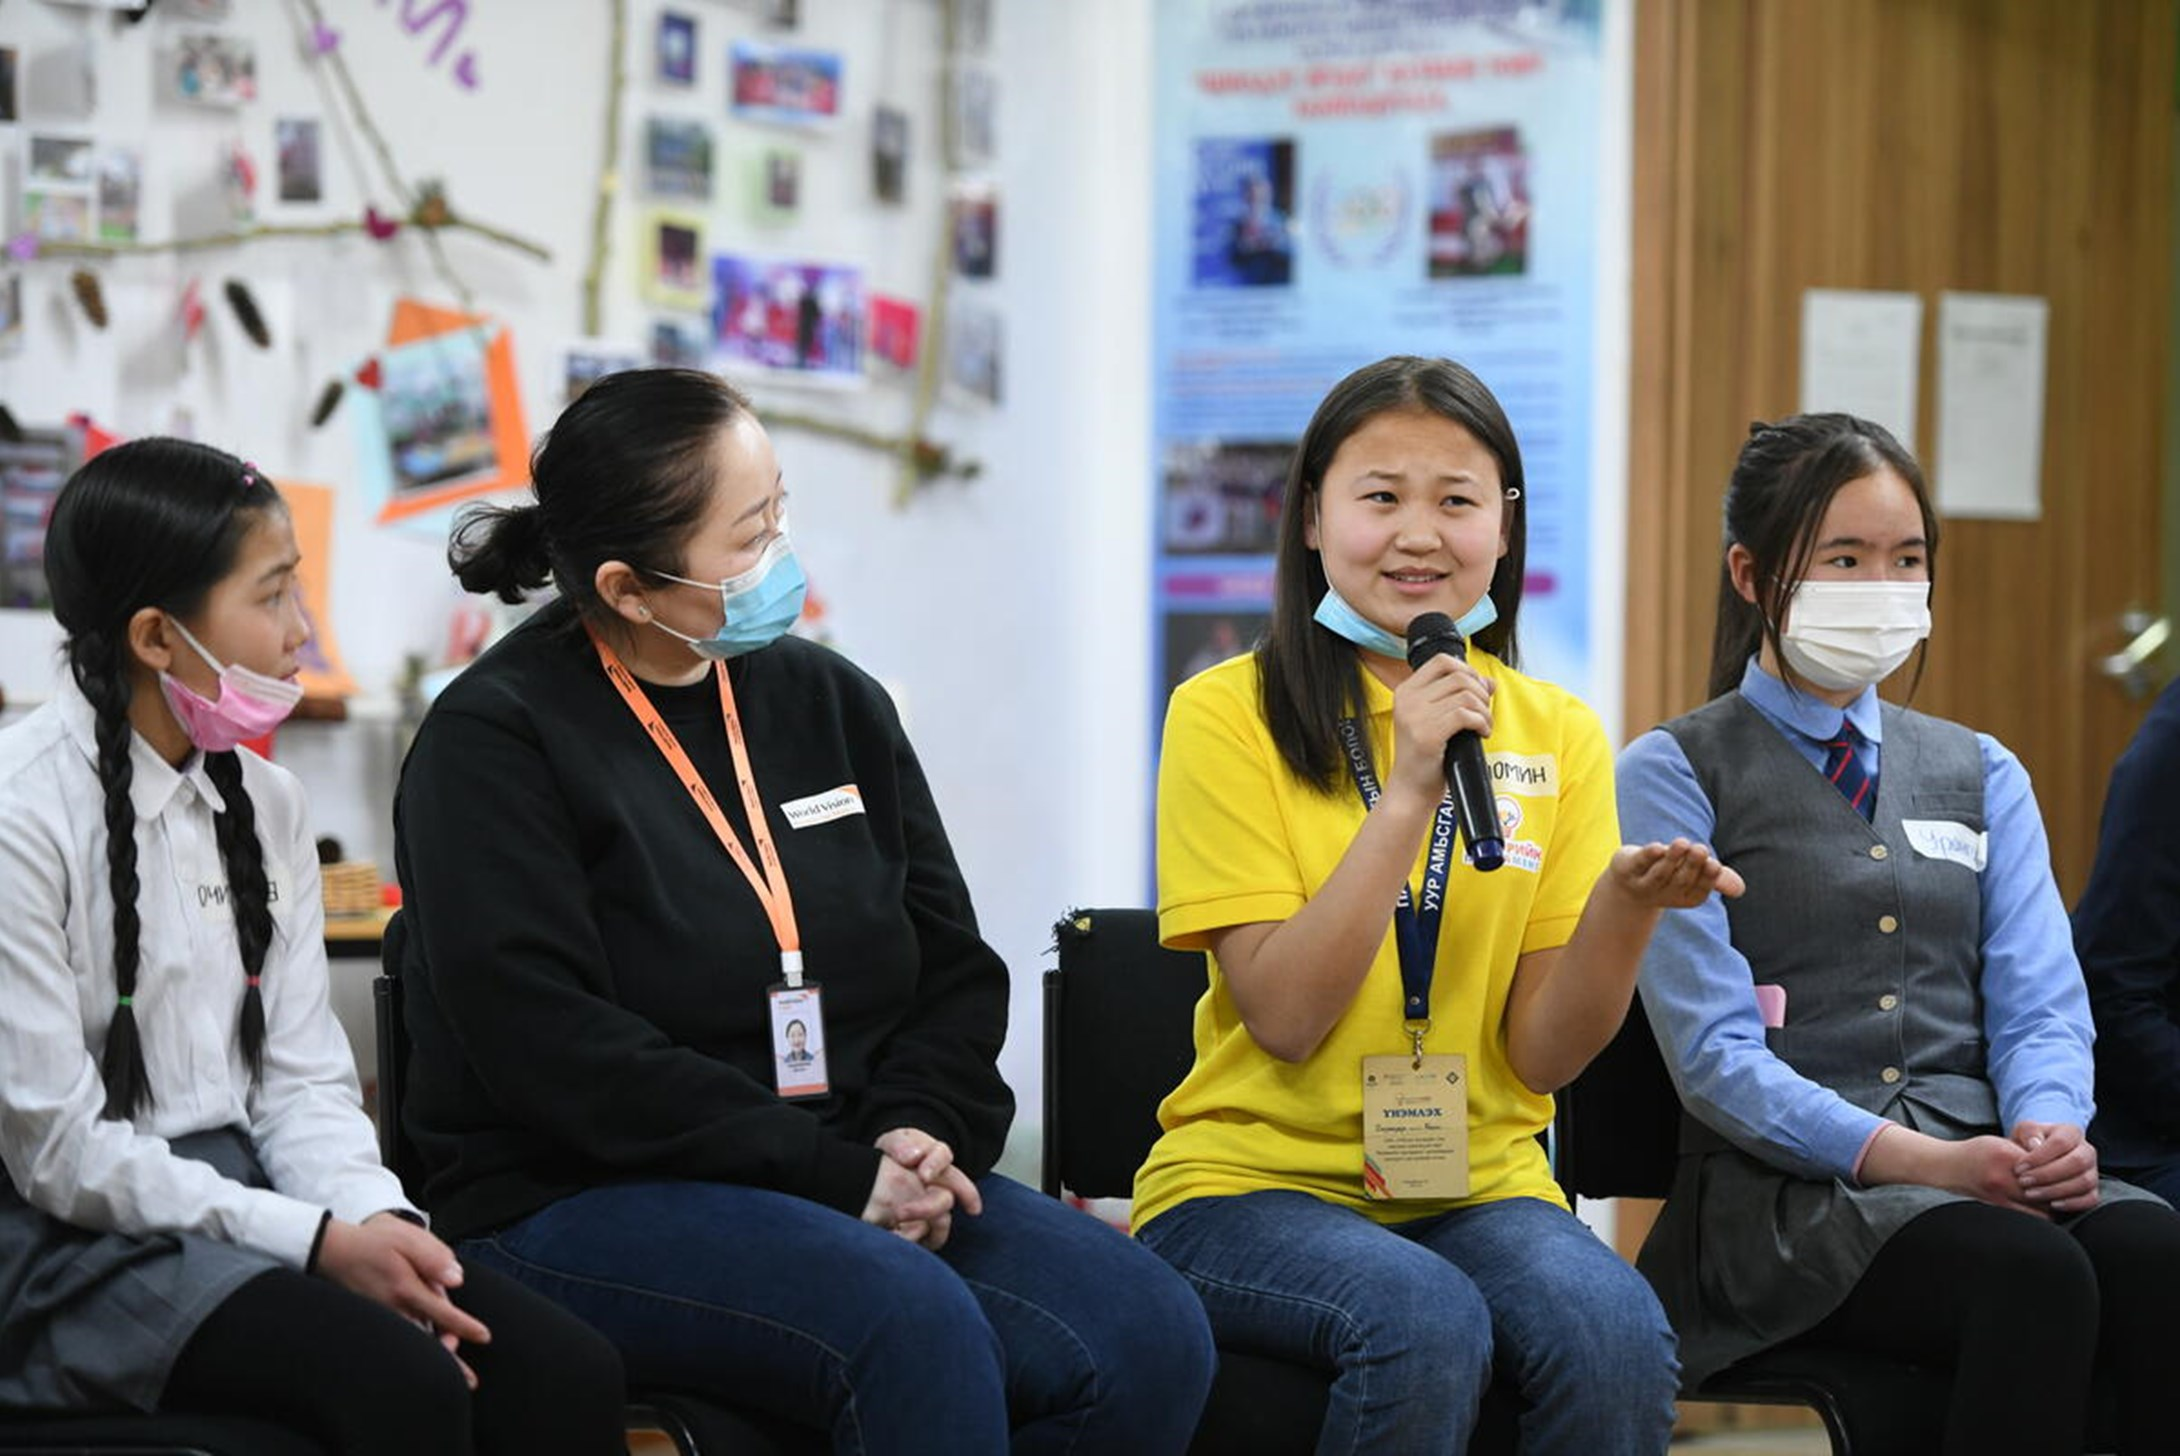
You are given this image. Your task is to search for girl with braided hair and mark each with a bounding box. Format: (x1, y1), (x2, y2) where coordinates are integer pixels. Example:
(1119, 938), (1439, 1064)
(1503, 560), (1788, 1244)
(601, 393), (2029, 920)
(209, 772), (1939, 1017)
(0, 438), (624, 1453)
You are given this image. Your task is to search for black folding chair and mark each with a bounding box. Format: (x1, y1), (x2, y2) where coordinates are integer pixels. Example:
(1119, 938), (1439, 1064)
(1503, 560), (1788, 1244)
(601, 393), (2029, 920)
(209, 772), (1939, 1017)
(1044, 907), (1524, 1456)
(375, 910), (807, 1456)
(1556, 1005), (1957, 1456)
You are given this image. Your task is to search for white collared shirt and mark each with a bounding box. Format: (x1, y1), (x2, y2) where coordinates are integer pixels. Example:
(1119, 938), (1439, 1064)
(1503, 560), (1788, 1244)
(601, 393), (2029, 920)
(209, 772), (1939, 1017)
(0, 676), (414, 1268)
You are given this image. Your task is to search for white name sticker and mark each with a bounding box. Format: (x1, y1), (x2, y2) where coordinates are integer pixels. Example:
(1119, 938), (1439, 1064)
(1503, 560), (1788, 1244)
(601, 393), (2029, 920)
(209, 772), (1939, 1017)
(1486, 751), (1558, 798)
(1901, 819), (1987, 873)
(780, 784), (864, 830)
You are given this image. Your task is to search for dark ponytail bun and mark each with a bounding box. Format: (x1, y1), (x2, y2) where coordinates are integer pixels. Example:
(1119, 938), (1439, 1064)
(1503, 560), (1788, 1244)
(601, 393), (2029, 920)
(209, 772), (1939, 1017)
(448, 503), (554, 604)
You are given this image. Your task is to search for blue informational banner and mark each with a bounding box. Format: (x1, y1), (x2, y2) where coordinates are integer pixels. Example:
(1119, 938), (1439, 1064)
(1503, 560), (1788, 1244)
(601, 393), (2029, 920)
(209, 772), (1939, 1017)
(1151, 0), (1607, 722)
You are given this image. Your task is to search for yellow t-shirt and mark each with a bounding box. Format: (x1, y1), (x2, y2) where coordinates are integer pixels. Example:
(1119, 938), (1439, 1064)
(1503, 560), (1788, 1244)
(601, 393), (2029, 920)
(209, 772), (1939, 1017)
(1130, 648), (1619, 1230)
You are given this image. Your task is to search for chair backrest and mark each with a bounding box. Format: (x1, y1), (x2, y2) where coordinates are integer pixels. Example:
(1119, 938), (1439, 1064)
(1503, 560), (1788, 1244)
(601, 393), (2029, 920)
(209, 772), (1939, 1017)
(373, 909), (425, 1202)
(1552, 998), (1683, 1203)
(1042, 908), (1208, 1200)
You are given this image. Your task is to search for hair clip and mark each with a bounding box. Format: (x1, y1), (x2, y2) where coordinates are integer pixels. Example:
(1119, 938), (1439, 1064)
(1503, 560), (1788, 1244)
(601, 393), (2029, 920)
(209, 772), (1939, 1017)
(240, 461), (261, 489)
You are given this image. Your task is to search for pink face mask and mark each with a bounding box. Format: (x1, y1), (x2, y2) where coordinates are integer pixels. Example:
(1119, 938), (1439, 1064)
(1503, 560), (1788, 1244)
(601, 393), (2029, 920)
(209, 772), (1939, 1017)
(158, 620), (303, 753)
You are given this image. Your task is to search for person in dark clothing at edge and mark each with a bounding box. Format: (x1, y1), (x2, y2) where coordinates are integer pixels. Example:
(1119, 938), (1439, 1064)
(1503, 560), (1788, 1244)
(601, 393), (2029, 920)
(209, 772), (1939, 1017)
(391, 368), (1213, 1456)
(2079, 675), (2180, 1208)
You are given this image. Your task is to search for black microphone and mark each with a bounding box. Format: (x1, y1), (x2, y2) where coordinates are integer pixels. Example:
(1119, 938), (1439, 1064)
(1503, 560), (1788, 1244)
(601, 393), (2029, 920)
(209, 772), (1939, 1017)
(1405, 612), (1505, 873)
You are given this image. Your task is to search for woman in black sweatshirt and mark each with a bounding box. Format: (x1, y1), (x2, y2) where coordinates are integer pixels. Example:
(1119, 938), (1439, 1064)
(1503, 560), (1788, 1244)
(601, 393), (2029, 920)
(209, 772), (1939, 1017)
(393, 369), (1213, 1454)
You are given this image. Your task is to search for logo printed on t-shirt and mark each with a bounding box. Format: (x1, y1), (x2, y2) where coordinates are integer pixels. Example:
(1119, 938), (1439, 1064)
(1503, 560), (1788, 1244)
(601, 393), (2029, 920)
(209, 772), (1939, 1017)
(1486, 752), (1557, 797)
(197, 872), (284, 920)
(780, 784), (864, 829)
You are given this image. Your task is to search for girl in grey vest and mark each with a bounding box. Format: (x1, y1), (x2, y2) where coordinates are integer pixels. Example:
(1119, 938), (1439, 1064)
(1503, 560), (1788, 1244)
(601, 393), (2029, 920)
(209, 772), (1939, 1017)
(1618, 414), (2180, 1454)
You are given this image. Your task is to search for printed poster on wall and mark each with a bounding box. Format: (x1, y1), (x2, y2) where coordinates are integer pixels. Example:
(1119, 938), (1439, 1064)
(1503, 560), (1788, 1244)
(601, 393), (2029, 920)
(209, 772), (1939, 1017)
(1152, 0), (1607, 720)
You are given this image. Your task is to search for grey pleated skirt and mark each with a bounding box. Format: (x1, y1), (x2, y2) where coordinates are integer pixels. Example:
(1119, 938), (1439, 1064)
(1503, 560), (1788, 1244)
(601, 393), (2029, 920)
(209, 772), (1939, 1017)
(0, 1127), (285, 1412)
(1640, 1113), (2167, 1387)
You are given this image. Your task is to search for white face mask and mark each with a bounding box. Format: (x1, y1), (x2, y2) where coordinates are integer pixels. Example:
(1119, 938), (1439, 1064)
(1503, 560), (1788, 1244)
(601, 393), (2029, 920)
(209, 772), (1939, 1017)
(1777, 580), (1931, 693)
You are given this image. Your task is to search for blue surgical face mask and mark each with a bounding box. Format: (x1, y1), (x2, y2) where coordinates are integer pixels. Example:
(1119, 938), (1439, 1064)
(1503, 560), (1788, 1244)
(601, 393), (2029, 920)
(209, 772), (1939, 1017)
(650, 532), (808, 660)
(1312, 583), (1498, 658)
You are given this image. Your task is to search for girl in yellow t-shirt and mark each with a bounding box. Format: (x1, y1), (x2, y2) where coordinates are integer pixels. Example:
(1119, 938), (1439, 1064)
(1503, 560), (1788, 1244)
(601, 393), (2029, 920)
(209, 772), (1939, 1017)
(1135, 356), (1740, 1455)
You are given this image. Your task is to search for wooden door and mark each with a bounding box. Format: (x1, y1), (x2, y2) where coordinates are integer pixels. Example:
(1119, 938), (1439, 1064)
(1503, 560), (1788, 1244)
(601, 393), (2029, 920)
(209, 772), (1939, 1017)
(1626, 0), (2174, 900)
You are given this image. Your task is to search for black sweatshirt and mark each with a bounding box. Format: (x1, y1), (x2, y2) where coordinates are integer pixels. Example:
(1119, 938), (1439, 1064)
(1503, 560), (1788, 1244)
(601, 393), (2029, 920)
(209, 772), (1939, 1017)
(391, 600), (1015, 1240)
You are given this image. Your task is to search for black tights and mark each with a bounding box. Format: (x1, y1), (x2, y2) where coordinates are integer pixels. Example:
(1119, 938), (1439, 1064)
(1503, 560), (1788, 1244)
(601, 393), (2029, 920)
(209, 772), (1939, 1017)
(162, 1262), (625, 1456)
(1798, 1198), (2180, 1455)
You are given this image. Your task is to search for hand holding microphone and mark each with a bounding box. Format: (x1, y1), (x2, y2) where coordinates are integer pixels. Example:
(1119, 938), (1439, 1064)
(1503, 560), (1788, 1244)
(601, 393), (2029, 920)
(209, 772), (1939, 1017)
(1403, 612), (1504, 872)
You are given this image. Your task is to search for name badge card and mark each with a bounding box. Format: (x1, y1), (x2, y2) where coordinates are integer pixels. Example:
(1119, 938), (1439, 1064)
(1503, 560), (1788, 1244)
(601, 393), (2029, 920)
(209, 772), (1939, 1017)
(768, 981), (830, 1099)
(1361, 1054), (1469, 1200)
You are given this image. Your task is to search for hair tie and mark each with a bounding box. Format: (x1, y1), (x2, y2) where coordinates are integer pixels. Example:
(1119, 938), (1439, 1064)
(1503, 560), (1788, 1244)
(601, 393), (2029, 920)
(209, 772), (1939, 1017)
(115, 995), (133, 1008)
(245, 975), (261, 989)
(240, 462), (261, 489)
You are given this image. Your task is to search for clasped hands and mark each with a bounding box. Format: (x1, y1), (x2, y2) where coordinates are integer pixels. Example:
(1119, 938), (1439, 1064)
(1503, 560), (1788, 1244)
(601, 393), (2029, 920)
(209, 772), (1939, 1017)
(863, 1127), (983, 1250)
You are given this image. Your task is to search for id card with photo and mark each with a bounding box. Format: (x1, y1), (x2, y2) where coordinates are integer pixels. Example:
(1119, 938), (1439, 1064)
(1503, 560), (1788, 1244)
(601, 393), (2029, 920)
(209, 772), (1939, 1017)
(1361, 1053), (1469, 1201)
(768, 981), (829, 1099)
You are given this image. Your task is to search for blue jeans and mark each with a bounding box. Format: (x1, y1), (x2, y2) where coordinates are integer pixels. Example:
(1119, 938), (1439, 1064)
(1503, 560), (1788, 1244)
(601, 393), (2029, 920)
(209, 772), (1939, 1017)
(1138, 1190), (1678, 1456)
(460, 1173), (1213, 1456)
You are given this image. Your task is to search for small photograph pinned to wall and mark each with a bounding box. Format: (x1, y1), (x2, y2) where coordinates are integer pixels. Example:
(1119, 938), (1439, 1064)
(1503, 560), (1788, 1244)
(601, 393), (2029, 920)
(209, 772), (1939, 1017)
(0, 48), (16, 124)
(949, 0), (992, 54)
(656, 10), (697, 86)
(644, 212), (708, 312)
(0, 427), (82, 613)
(22, 191), (91, 243)
(645, 118), (714, 201)
(710, 253), (865, 384)
(23, 132), (95, 244)
(756, 147), (801, 223)
(563, 340), (645, 405)
(96, 151), (140, 242)
(650, 316), (707, 368)
(871, 104), (908, 204)
(276, 117), (323, 203)
(0, 273), (22, 357)
(867, 294), (921, 372)
(763, 0), (802, 29)
(26, 133), (94, 191)
(730, 41), (841, 128)
(350, 320), (528, 527)
(944, 300), (1002, 407)
(1193, 137), (1295, 288)
(949, 65), (996, 169)
(949, 183), (998, 280)
(1426, 126), (1531, 280)
(381, 336), (500, 498)
(353, 300), (532, 529)
(169, 34), (257, 107)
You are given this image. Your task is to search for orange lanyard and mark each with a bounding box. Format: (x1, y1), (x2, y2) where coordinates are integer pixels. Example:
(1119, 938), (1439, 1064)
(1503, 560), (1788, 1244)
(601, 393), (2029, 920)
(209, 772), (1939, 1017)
(587, 624), (805, 984)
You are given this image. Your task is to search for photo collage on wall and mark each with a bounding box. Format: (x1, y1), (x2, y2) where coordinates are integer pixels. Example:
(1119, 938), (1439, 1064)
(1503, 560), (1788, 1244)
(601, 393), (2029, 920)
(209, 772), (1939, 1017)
(0, 9), (345, 604)
(619, 0), (999, 399)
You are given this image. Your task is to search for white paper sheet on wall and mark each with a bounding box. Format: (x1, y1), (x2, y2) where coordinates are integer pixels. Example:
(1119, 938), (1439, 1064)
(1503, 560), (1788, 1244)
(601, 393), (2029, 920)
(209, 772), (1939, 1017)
(1799, 288), (1922, 454)
(1934, 292), (2048, 521)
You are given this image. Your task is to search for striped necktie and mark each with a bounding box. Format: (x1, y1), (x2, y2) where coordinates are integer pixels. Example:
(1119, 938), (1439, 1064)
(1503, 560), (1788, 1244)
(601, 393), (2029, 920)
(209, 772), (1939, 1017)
(1821, 720), (1877, 821)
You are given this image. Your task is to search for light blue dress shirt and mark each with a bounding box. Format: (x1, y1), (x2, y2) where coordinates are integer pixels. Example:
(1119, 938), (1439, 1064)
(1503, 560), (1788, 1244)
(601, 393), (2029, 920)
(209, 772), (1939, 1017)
(1616, 658), (2095, 1182)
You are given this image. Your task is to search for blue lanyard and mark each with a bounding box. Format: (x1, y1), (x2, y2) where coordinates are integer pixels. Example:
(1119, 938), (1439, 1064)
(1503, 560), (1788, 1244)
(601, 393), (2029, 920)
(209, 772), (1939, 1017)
(1337, 718), (1457, 1050)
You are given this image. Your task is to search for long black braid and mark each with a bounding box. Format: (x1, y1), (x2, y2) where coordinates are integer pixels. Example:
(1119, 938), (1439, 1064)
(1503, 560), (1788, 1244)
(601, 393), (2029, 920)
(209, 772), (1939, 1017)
(67, 627), (153, 1115)
(202, 749), (272, 1079)
(44, 438), (286, 1118)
